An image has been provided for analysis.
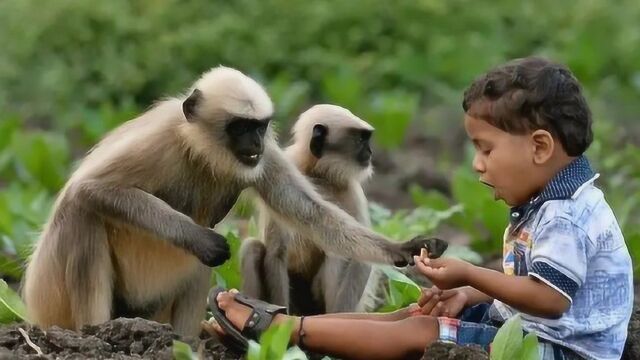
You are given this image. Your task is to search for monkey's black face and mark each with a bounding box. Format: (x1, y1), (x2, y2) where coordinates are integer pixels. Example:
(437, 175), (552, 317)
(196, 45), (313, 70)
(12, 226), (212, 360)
(310, 125), (373, 167)
(225, 117), (270, 167)
(352, 129), (373, 167)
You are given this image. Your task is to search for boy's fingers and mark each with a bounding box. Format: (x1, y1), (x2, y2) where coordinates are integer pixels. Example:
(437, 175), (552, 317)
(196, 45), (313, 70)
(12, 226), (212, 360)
(415, 258), (430, 273)
(439, 289), (457, 300)
(421, 294), (440, 315)
(417, 289), (432, 307)
(424, 257), (445, 268)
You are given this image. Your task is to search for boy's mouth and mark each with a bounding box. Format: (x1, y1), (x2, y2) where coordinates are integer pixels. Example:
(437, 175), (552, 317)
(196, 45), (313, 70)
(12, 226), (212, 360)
(480, 179), (500, 200)
(479, 179), (495, 188)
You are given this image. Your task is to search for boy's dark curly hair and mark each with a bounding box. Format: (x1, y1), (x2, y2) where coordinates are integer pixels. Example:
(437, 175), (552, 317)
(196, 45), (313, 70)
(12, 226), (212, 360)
(462, 57), (593, 156)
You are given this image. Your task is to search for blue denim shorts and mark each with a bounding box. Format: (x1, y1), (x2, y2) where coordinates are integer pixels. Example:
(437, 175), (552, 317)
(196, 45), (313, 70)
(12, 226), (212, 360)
(437, 303), (582, 360)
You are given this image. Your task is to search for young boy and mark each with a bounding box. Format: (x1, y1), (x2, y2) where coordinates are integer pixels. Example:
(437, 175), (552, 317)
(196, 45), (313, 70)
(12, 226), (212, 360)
(208, 57), (634, 360)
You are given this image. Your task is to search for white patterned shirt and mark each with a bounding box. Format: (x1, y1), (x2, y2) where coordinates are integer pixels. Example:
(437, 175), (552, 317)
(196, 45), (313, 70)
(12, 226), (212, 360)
(490, 156), (633, 360)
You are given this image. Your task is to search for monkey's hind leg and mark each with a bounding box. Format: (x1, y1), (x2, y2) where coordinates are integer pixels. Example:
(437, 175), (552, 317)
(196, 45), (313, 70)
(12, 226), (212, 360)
(316, 257), (376, 313)
(240, 238), (267, 300)
(170, 265), (211, 336)
(64, 213), (114, 329)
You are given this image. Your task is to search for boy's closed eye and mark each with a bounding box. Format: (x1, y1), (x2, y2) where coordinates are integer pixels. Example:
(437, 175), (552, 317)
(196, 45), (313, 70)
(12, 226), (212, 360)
(472, 139), (492, 154)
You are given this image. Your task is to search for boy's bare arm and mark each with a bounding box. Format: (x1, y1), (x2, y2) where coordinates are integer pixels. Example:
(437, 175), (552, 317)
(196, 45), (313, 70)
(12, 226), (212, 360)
(465, 266), (570, 318)
(460, 286), (494, 306)
(414, 256), (570, 318)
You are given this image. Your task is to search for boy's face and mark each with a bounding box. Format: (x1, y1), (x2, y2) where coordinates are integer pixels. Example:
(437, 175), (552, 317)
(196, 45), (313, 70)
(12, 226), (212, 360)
(463, 114), (542, 207)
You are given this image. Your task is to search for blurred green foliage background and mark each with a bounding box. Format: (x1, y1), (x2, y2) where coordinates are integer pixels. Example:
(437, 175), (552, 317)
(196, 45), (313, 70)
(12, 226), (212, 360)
(0, 0), (639, 285)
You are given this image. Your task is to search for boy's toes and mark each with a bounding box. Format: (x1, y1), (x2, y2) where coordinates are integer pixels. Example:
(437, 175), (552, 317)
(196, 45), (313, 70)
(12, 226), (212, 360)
(216, 291), (234, 309)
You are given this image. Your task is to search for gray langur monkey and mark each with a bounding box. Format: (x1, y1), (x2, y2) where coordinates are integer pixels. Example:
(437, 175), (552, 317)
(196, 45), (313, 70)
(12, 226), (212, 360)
(241, 105), (384, 314)
(241, 106), (448, 315)
(22, 66), (435, 337)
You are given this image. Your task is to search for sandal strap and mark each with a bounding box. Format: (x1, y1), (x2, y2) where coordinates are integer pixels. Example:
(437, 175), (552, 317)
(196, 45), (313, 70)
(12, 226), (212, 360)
(234, 293), (288, 340)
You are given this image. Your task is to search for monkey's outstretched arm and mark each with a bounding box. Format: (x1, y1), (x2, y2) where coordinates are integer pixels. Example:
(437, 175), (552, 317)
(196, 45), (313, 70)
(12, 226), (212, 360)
(255, 147), (427, 266)
(72, 180), (230, 266)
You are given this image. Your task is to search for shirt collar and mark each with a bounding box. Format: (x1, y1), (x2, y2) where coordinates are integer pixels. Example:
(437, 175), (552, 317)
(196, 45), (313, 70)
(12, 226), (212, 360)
(509, 155), (596, 227)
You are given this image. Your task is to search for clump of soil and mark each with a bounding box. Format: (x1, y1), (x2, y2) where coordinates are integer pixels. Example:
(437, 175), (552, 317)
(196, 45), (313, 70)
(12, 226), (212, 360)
(0, 317), (240, 359)
(423, 342), (488, 359)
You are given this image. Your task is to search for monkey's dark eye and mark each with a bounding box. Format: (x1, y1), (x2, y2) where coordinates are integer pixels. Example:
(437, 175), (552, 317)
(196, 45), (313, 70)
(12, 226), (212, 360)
(227, 122), (249, 137)
(226, 118), (266, 137)
(361, 131), (372, 141)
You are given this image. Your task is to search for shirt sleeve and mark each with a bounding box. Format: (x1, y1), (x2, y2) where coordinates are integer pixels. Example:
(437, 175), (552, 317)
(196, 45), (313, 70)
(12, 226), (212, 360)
(528, 216), (589, 302)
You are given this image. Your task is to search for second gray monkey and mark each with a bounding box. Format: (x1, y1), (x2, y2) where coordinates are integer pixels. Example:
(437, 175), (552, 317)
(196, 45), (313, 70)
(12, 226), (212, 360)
(241, 105), (444, 314)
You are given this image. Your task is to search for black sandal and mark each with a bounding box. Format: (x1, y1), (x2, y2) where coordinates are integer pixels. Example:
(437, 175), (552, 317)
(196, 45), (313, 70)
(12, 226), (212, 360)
(207, 287), (288, 353)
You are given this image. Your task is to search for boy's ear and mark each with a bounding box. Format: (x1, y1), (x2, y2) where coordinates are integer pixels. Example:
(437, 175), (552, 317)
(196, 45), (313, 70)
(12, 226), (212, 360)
(531, 129), (554, 164)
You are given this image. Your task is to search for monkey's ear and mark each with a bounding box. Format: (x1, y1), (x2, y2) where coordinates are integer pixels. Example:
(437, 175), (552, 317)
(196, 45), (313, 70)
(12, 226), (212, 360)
(310, 124), (328, 158)
(183, 89), (202, 122)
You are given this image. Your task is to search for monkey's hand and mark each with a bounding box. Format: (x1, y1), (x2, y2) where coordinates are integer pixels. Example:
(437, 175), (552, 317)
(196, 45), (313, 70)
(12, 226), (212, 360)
(189, 228), (231, 267)
(391, 236), (448, 267)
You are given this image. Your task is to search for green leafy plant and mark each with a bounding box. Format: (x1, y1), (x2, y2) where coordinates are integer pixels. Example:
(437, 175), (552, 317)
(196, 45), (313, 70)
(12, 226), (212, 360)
(0, 279), (28, 324)
(211, 231), (243, 290)
(172, 340), (198, 360)
(377, 266), (422, 313)
(450, 162), (509, 256)
(369, 201), (462, 241)
(246, 319), (316, 360)
(490, 314), (540, 360)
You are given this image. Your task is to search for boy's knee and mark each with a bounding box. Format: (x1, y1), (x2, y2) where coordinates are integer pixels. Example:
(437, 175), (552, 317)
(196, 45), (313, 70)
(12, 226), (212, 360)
(397, 315), (440, 352)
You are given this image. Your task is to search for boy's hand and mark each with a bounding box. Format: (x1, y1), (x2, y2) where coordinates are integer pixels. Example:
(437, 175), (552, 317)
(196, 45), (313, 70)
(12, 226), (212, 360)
(418, 286), (468, 318)
(414, 255), (473, 290)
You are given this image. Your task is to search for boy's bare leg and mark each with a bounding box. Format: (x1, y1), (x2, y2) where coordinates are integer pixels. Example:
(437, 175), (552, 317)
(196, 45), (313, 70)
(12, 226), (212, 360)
(213, 291), (439, 360)
(313, 304), (419, 321)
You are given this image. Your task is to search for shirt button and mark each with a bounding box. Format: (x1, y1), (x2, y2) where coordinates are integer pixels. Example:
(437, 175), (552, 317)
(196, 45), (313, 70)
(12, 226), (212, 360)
(512, 212), (520, 218)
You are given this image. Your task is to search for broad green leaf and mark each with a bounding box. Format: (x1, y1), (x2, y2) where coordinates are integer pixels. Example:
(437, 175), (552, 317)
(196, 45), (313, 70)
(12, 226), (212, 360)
(365, 91), (418, 149)
(490, 314), (523, 360)
(248, 319), (295, 360)
(0, 117), (19, 150)
(451, 164), (508, 255)
(267, 320), (295, 359)
(379, 266), (421, 311)
(410, 185), (451, 211)
(321, 67), (363, 112)
(211, 231), (242, 290)
(172, 340), (197, 360)
(247, 340), (262, 360)
(519, 333), (541, 360)
(282, 346), (309, 360)
(0, 279), (27, 323)
(0, 254), (24, 280)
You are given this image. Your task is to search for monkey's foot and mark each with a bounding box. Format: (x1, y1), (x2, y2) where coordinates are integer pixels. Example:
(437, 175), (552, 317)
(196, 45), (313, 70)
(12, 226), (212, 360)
(207, 287), (289, 352)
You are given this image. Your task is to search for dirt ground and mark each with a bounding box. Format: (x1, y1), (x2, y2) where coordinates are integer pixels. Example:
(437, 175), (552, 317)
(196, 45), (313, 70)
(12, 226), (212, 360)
(0, 317), (490, 359)
(0, 294), (637, 360)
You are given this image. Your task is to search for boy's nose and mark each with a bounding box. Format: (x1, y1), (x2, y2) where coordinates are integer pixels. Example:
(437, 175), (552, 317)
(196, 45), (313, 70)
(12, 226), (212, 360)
(472, 153), (486, 173)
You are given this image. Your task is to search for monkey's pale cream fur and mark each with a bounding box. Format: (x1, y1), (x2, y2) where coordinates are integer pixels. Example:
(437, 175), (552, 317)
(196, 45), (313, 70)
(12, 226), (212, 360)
(23, 66), (273, 335)
(242, 105), (381, 314)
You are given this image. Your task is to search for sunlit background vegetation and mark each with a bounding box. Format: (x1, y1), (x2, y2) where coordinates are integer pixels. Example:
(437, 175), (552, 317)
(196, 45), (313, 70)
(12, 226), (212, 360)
(0, 0), (638, 325)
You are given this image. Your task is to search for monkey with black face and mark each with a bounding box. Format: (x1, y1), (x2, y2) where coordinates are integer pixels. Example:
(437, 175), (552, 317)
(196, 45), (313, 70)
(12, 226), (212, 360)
(23, 67), (434, 337)
(241, 105), (448, 315)
(241, 104), (378, 314)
